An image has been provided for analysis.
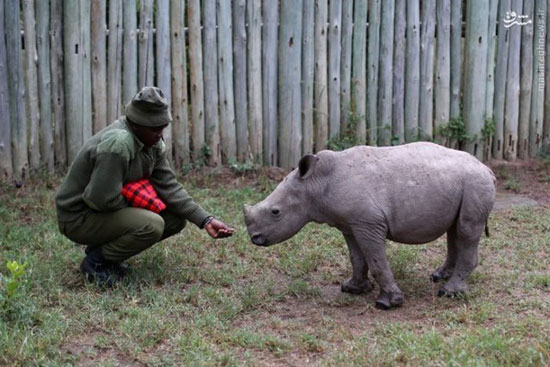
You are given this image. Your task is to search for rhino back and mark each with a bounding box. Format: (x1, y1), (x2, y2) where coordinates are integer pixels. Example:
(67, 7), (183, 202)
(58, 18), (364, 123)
(316, 142), (495, 244)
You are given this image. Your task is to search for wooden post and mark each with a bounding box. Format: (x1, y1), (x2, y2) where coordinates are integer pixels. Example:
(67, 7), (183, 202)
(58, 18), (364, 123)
(484, 0), (499, 160)
(6, 0), (28, 182)
(530, 0), (546, 156)
(91, 0), (107, 133)
(378, 0), (394, 146)
(82, 0), (92, 142)
(138, 0), (154, 88)
(351, 0), (367, 143)
(450, 0), (463, 120)
(248, 0), (263, 162)
(107, 0), (123, 125)
(171, 0), (190, 167)
(156, 0), (172, 159)
(22, 0), (40, 170)
(203, 0), (221, 166)
(340, 0), (353, 132)
(187, 0), (205, 162)
(504, 0), (523, 160)
(35, 0), (54, 171)
(519, 0), (534, 159)
(279, 0), (303, 169)
(493, 0), (511, 159)
(51, 0), (66, 169)
(233, 0), (248, 161)
(463, 0), (489, 160)
(419, 0), (435, 141)
(122, 0), (138, 105)
(262, 0), (278, 165)
(543, 0), (550, 150)
(0, 0), (12, 180)
(217, 0), (237, 163)
(435, 0), (451, 141)
(393, 0), (405, 145)
(367, 0), (381, 145)
(314, 0), (328, 151)
(302, 0), (314, 155)
(405, 0), (420, 142)
(328, 0), (341, 139)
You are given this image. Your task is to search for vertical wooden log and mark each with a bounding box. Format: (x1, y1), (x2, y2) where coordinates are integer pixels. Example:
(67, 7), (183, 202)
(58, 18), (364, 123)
(279, 0), (303, 169)
(484, 0), (499, 160)
(463, 0), (489, 160)
(328, 0), (341, 139)
(51, 0), (66, 169)
(122, 0), (138, 105)
(263, 0), (278, 165)
(156, 0), (172, 159)
(187, 0), (205, 161)
(340, 0), (353, 131)
(0, 0), (12, 179)
(107, 0), (123, 124)
(302, 0), (314, 155)
(22, 0), (40, 170)
(35, 0), (54, 171)
(493, 0), (511, 159)
(392, 0), (405, 145)
(519, 0), (534, 159)
(450, 0), (462, 120)
(217, 0), (237, 162)
(233, 0), (248, 161)
(544, 0), (550, 149)
(530, 0), (546, 156)
(367, 0), (381, 145)
(435, 0), (451, 140)
(314, 0), (328, 151)
(203, 0), (221, 165)
(82, 1), (92, 142)
(378, 0), (394, 146)
(405, 0), (420, 142)
(352, 0), (367, 143)
(6, 0), (28, 182)
(171, 0), (190, 167)
(248, 0), (263, 161)
(419, 0), (435, 141)
(91, 0), (107, 132)
(504, 0), (523, 160)
(138, 0), (154, 88)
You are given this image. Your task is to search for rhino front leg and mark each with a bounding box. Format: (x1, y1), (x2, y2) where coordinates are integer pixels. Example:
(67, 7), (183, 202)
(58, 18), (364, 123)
(353, 228), (404, 310)
(341, 234), (374, 294)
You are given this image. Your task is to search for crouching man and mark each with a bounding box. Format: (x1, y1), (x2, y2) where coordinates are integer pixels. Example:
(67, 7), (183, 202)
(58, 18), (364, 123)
(55, 86), (234, 286)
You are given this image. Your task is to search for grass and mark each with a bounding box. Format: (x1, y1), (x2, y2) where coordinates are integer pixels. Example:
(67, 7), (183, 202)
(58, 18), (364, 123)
(0, 171), (549, 366)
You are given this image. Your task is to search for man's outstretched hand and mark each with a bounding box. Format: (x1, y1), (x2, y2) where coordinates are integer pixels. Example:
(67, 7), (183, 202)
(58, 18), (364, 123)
(205, 218), (235, 238)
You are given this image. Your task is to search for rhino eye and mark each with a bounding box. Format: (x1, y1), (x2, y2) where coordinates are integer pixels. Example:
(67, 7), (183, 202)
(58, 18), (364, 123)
(271, 208), (280, 216)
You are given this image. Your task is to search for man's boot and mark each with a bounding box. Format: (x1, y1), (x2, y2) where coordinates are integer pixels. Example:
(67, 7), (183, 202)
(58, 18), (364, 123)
(84, 245), (130, 278)
(80, 247), (118, 287)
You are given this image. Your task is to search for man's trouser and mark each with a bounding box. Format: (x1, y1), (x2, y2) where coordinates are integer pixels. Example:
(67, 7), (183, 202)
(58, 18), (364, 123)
(59, 208), (186, 262)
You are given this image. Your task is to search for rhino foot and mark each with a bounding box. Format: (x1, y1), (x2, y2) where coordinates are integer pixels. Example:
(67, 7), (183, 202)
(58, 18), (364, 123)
(431, 267), (454, 283)
(437, 283), (468, 298)
(341, 277), (374, 294)
(375, 290), (404, 310)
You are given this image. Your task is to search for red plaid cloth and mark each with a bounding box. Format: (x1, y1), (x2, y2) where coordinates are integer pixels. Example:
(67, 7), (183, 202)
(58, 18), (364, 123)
(121, 179), (167, 213)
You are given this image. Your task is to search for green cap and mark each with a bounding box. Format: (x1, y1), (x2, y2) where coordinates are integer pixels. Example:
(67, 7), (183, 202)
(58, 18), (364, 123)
(125, 86), (172, 127)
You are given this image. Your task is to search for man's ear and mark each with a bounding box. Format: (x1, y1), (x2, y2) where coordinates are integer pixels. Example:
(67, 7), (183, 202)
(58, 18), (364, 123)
(298, 154), (319, 179)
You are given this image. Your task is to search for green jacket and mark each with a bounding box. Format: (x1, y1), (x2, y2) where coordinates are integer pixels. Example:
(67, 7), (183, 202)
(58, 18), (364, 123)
(55, 117), (210, 227)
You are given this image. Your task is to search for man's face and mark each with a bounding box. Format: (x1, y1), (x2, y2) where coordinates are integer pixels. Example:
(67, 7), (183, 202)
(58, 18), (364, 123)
(130, 122), (169, 147)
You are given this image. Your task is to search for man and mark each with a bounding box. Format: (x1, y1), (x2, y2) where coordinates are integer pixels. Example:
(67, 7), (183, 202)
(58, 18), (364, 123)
(55, 86), (234, 286)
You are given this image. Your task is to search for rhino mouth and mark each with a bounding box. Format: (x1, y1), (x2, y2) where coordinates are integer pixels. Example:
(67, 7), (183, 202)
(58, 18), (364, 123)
(251, 233), (269, 246)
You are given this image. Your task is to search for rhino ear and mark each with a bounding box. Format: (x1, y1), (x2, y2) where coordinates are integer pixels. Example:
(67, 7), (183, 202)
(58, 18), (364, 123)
(298, 154), (319, 179)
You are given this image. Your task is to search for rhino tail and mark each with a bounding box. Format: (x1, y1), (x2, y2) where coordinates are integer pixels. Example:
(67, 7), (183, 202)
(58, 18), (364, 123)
(485, 223), (490, 237)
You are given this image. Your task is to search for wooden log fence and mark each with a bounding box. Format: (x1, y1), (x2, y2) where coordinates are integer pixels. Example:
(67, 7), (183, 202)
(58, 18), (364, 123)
(1, 0), (550, 181)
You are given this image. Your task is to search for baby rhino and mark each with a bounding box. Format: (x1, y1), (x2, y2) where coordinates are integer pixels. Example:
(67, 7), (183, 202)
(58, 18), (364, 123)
(243, 142), (496, 310)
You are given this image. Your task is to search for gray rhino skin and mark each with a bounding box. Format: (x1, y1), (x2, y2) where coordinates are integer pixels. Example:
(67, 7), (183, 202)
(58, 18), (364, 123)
(243, 142), (496, 310)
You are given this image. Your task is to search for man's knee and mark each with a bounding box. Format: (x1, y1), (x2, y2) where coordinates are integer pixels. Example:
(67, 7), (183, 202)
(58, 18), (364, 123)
(141, 214), (165, 242)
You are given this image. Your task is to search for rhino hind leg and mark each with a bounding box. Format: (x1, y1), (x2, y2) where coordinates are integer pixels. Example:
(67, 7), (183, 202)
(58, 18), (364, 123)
(341, 234), (374, 294)
(352, 229), (404, 310)
(431, 224), (459, 282)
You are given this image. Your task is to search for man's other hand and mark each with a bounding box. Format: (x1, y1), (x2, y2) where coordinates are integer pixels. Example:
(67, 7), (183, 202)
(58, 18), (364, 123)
(205, 218), (235, 238)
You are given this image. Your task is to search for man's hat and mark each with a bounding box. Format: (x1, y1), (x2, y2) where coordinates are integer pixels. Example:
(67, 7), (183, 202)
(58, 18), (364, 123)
(125, 86), (172, 127)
